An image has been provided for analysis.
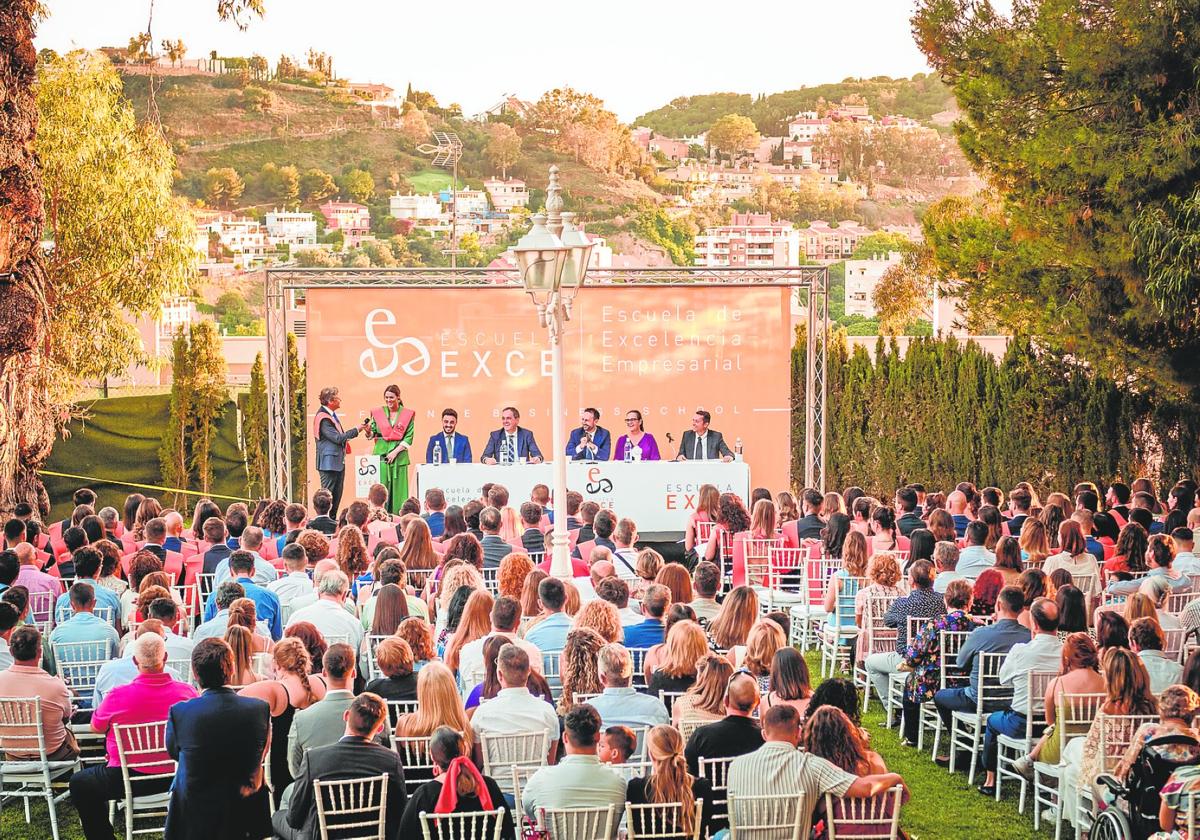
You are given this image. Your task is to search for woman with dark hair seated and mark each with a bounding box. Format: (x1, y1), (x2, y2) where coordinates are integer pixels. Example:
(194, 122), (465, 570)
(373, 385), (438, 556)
(397, 726), (515, 840)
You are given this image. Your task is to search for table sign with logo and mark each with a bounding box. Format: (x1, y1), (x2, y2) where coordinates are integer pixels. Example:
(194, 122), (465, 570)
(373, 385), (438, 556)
(354, 454), (382, 498)
(415, 461), (750, 533)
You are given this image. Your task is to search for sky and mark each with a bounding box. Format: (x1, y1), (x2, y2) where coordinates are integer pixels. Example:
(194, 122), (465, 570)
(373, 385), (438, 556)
(36, 1), (936, 122)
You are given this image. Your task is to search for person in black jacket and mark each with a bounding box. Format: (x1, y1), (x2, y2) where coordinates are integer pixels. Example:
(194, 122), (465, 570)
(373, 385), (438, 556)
(164, 639), (271, 840)
(399, 726), (514, 840)
(273, 692), (405, 840)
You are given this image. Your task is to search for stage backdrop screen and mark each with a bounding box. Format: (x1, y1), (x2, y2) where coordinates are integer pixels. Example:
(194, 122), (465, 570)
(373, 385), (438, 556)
(304, 284), (794, 512)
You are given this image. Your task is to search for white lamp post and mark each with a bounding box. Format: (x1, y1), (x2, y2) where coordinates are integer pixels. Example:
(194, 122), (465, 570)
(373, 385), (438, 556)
(512, 167), (594, 579)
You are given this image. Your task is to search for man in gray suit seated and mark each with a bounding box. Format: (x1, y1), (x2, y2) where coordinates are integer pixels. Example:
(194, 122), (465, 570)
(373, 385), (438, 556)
(313, 386), (369, 517)
(675, 409), (734, 462)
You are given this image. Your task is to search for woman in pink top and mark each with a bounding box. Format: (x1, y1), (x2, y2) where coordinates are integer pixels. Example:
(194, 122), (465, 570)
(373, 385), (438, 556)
(684, 484), (720, 554)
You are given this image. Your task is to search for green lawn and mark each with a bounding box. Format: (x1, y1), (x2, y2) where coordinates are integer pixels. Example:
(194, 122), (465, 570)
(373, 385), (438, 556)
(2, 650), (1056, 839)
(405, 169), (455, 193)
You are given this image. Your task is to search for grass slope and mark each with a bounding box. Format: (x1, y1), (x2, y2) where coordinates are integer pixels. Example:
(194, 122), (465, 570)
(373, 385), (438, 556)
(2, 648), (1057, 840)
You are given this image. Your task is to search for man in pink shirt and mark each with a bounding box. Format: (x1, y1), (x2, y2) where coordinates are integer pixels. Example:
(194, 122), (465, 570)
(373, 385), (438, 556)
(68, 631), (196, 840)
(11, 542), (62, 622)
(0, 625), (75, 760)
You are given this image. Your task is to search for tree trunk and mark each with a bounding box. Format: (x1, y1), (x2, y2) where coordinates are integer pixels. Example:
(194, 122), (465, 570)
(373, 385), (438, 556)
(0, 3), (54, 518)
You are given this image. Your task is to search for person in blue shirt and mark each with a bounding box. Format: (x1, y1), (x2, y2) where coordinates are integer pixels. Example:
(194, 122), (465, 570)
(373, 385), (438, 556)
(45, 581), (121, 676)
(202, 551), (282, 639)
(53, 546), (122, 630)
(525, 577), (573, 652)
(422, 489), (447, 539)
(623, 584), (669, 648)
(588, 643), (670, 729)
(948, 490), (972, 539)
(931, 584), (1030, 765)
(565, 408), (611, 461)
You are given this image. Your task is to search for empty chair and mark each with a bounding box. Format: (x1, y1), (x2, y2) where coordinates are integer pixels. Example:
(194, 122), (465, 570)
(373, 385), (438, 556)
(314, 774), (389, 840)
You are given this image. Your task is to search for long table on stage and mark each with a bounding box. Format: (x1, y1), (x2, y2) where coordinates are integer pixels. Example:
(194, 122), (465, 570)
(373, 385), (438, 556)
(415, 460), (751, 534)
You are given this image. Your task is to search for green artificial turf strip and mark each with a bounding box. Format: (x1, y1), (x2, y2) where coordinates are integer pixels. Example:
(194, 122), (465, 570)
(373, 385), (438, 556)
(2, 649), (1060, 839)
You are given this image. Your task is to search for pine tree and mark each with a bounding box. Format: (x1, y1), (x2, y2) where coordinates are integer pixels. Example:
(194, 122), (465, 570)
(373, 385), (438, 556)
(244, 353), (269, 498)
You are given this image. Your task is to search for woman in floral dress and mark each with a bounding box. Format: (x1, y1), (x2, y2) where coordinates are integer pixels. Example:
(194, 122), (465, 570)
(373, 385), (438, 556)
(899, 579), (978, 745)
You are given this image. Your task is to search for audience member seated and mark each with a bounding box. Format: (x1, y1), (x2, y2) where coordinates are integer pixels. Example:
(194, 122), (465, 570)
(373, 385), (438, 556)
(708, 585), (759, 654)
(308, 490), (337, 536)
(165, 638), (272, 840)
(216, 526), (278, 586)
(69, 632), (196, 840)
(1109, 533), (1188, 595)
(271, 692), (405, 840)
(932, 541), (966, 593)
(688, 561), (722, 623)
(647, 620), (709, 696)
(286, 644), (363, 781)
(524, 576), (572, 652)
(0, 625), (78, 759)
(203, 551), (282, 640)
(397, 727), (516, 840)
(239, 637), (328, 805)
(45, 582), (120, 674)
(267, 544), (314, 606)
(395, 662), (474, 780)
(671, 653), (731, 730)
(521, 703), (627, 828)
(803, 705), (889, 775)
(727, 704), (906, 840)
(458, 595), (541, 696)
(866, 559), (945, 710)
(978, 597), (1063, 795)
(55, 546), (122, 627)
(761, 647), (815, 717)
(598, 725), (636, 765)
(626, 725), (715, 838)
(958, 521), (998, 579)
(683, 670), (765, 775)
(596, 575), (641, 628)
(364, 637), (418, 701)
(470, 643), (560, 766)
(933, 585), (1031, 765)
(590, 642), (670, 729)
(479, 507), (511, 569)
(1129, 616), (1183, 693)
(285, 570), (363, 649)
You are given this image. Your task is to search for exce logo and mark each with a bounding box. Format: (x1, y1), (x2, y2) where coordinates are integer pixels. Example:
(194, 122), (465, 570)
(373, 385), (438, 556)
(359, 309), (430, 379)
(585, 466), (613, 494)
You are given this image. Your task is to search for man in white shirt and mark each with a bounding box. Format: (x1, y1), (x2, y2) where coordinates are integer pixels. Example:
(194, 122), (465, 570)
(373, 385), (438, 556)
(214, 526), (278, 586)
(471, 644), (560, 777)
(285, 571), (364, 649)
(288, 560), (356, 618)
(520, 703), (626, 832)
(979, 597), (1063, 795)
(595, 576), (641, 628)
(122, 599), (195, 661)
(931, 541), (967, 594)
(957, 521), (997, 579)
(688, 561), (722, 623)
(268, 544), (314, 606)
(0, 601), (18, 670)
(1172, 527), (1199, 576)
(458, 596), (542, 697)
(612, 518), (640, 581)
(1130, 616), (1182, 694)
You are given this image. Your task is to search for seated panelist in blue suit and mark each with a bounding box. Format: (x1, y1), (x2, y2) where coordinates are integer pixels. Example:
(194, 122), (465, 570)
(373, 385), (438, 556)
(425, 407), (473, 463)
(565, 407), (611, 461)
(481, 406), (544, 464)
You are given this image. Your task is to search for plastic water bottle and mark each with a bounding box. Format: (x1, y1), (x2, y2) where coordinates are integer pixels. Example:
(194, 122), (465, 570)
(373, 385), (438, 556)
(735, 437), (744, 461)
(433, 444), (442, 465)
(624, 438), (633, 462)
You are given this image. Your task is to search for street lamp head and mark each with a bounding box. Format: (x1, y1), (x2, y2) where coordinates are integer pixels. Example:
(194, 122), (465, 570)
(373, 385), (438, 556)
(558, 212), (595, 303)
(513, 212), (568, 310)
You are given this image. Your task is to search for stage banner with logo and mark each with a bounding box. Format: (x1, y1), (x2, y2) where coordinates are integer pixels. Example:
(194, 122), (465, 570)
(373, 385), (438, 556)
(305, 284), (793, 507)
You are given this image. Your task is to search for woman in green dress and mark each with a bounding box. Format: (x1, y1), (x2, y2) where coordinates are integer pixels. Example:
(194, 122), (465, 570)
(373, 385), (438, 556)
(365, 384), (415, 514)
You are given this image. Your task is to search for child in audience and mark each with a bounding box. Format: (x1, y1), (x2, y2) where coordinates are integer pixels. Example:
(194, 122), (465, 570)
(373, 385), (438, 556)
(598, 725), (636, 765)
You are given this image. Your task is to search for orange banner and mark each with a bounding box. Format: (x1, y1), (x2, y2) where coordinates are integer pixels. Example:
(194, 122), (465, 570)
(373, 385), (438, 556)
(305, 285), (794, 501)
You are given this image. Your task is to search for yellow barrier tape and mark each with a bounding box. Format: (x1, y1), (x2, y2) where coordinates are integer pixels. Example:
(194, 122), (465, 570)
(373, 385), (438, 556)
(39, 470), (253, 503)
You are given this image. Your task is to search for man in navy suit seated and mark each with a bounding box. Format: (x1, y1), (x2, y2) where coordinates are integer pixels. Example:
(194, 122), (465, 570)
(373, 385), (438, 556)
(565, 407), (611, 461)
(165, 638), (271, 840)
(481, 406), (543, 465)
(425, 407), (473, 464)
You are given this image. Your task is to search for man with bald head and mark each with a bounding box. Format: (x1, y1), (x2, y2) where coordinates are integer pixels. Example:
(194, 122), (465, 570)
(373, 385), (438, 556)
(683, 671), (765, 775)
(163, 511), (186, 554)
(70, 631), (197, 839)
(12, 541), (62, 601)
(947, 490), (971, 538)
(573, 550), (615, 603)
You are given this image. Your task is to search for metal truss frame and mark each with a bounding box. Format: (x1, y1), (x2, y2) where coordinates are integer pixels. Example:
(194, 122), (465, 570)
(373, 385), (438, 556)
(265, 265), (828, 500)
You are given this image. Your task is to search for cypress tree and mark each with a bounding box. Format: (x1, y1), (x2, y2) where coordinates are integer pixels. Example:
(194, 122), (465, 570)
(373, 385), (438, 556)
(244, 353), (269, 498)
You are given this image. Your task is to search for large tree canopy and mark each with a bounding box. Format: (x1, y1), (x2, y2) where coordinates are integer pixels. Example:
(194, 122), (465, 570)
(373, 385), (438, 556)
(912, 0), (1200, 397)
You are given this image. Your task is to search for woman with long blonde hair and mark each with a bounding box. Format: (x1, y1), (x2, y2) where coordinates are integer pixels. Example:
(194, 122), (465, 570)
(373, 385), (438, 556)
(557, 628), (605, 714)
(685, 484), (721, 553)
(433, 562), (483, 630)
(225, 625), (260, 686)
(776, 491), (799, 524)
(498, 507), (521, 544)
(632, 549), (664, 600)
(626, 725), (714, 838)
(740, 619), (786, 687)
(708, 586), (759, 651)
(444, 588), (494, 673)
(1019, 518), (1052, 567)
(749, 498), (777, 539)
(227, 597), (272, 655)
(824, 530), (869, 620)
(572, 599), (622, 644)
(648, 620), (709, 695)
(673, 653), (733, 727)
(395, 661), (473, 748)
(398, 518), (439, 573)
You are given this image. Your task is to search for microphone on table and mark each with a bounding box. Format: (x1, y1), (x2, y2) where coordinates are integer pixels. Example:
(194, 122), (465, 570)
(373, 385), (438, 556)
(665, 432), (677, 460)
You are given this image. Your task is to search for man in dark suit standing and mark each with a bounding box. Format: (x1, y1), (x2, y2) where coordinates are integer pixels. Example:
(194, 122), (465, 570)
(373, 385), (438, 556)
(314, 386), (370, 517)
(425, 407), (473, 464)
(273, 692), (405, 840)
(165, 638), (271, 840)
(675, 409), (734, 462)
(481, 406), (543, 464)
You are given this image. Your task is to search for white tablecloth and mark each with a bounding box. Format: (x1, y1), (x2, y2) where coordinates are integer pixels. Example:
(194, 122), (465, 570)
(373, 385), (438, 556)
(416, 461), (751, 533)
